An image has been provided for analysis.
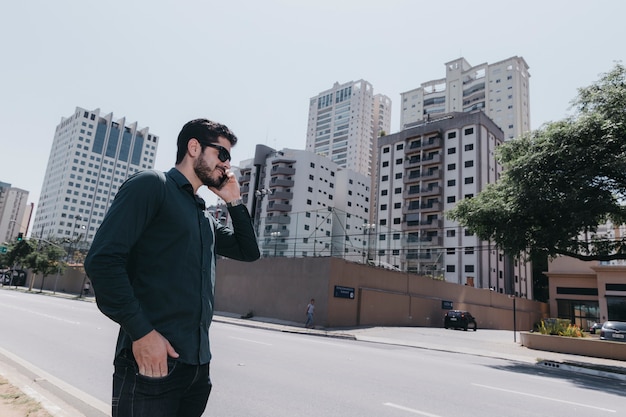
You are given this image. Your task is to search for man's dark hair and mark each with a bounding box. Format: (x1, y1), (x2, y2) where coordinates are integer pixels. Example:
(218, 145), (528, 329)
(176, 119), (238, 164)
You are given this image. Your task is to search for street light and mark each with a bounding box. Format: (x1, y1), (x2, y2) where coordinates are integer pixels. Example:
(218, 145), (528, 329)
(363, 223), (376, 264)
(270, 231), (281, 257)
(67, 215), (86, 263)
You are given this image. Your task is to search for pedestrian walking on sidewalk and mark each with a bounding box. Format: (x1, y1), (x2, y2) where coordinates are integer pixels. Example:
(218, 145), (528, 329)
(85, 119), (260, 417)
(305, 298), (315, 328)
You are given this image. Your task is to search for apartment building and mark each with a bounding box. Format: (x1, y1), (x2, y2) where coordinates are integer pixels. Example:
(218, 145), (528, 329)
(400, 56), (530, 141)
(31, 107), (158, 245)
(306, 80), (392, 177)
(237, 145), (371, 261)
(376, 111), (532, 297)
(0, 182), (31, 243)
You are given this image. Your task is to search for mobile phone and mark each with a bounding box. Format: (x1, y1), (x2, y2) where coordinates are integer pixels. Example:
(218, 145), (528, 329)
(217, 172), (230, 190)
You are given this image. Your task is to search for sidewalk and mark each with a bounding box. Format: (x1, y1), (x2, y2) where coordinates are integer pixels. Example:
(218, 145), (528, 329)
(212, 311), (626, 381)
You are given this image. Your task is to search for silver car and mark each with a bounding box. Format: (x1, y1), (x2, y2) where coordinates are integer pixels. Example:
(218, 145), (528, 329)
(600, 321), (626, 342)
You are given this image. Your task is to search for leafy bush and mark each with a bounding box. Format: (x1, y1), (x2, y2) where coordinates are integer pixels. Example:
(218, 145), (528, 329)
(538, 318), (585, 337)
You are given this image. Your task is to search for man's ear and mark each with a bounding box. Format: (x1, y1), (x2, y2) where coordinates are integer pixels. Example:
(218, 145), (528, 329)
(188, 138), (201, 157)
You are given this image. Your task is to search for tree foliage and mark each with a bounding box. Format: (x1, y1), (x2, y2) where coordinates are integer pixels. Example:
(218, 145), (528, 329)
(448, 63), (626, 261)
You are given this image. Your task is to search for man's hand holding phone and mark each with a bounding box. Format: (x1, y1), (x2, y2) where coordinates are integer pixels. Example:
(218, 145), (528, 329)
(212, 170), (241, 204)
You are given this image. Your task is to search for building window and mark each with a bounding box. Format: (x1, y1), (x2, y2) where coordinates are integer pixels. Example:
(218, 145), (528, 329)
(447, 196), (456, 203)
(383, 147), (390, 154)
(464, 177), (474, 184)
(394, 202), (401, 209)
(395, 173), (402, 179)
(464, 160), (474, 168)
(381, 189), (388, 196)
(380, 204), (387, 210)
(447, 163), (456, 171)
(382, 161), (389, 167)
(396, 158), (403, 165)
(464, 144), (474, 151)
(447, 265), (455, 272)
(448, 132), (457, 139)
(446, 230), (456, 237)
(307, 199), (312, 205)
(396, 143), (404, 150)
(447, 179), (456, 186)
(465, 265), (475, 273)
(465, 247), (474, 254)
(447, 148), (456, 155)
(395, 188), (402, 194)
(464, 128), (474, 135)
(382, 175), (389, 181)
(380, 219), (387, 225)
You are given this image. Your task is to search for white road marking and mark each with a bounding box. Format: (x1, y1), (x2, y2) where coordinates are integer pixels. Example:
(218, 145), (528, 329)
(384, 402), (443, 416)
(472, 383), (617, 413)
(1, 303), (81, 325)
(228, 336), (273, 346)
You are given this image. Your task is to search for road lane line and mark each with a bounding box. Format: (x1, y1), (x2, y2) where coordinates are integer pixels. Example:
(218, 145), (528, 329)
(1, 303), (81, 325)
(472, 383), (616, 413)
(384, 402), (443, 416)
(228, 336), (273, 346)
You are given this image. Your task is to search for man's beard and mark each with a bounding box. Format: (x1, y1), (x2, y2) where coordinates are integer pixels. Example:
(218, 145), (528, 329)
(194, 156), (224, 188)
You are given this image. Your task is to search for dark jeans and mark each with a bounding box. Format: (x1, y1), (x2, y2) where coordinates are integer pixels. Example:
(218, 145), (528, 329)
(112, 350), (212, 417)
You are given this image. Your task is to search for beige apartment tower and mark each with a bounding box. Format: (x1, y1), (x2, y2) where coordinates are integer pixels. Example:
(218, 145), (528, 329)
(400, 56), (530, 141)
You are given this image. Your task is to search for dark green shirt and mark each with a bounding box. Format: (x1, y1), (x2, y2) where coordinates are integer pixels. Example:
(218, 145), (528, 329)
(85, 168), (260, 364)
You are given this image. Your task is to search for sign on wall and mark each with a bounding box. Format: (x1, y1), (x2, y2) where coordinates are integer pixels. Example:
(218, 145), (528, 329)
(334, 285), (355, 299)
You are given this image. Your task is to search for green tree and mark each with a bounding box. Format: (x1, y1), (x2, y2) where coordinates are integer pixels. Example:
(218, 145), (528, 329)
(448, 63), (626, 261)
(5, 240), (36, 269)
(24, 244), (66, 292)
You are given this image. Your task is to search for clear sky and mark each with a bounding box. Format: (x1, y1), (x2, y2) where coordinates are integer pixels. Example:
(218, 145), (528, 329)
(1, 0), (624, 218)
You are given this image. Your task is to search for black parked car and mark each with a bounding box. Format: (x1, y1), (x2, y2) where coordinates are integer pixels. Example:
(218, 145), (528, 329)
(589, 322), (603, 334)
(1, 269), (27, 286)
(444, 310), (477, 331)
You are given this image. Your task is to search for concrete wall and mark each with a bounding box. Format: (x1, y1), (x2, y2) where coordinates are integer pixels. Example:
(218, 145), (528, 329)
(521, 332), (626, 361)
(25, 266), (87, 295)
(216, 257), (549, 329)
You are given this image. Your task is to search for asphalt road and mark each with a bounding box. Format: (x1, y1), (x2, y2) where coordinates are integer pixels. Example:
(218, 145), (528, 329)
(1, 288), (625, 416)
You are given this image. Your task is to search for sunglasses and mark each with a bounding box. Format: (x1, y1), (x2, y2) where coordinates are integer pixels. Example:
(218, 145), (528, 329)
(204, 143), (231, 162)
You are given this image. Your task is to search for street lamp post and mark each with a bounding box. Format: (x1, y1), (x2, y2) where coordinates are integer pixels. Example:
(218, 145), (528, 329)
(363, 223), (375, 264)
(67, 215), (85, 263)
(270, 231), (281, 257)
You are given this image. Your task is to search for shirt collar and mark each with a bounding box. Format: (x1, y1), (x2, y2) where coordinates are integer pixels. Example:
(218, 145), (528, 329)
(167, 168), (206, 210)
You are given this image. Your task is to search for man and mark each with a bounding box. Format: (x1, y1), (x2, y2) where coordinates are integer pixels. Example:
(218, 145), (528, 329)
(85, 119), (260, 417)
(305, 298), (315, 328)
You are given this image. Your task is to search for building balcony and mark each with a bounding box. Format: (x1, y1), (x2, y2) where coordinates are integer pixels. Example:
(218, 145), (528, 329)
(405, 219), (443, 230)
(266, 202), (292, 212)
(263, 229), (290, 238)
(265, 215), (291, 225)
(403, 185), (440, 199)
(271, 166), (296, 176)
(402, 235), (443, 247)
(271, 178), (295, 187)
(269, 191), (294, 200)
(405, 137), (442, 155)
(403, 170), (442, 185)
(404, 154), (441, 169)
(238, 172), (251, 182)
(262, 242), (289, 253)
(402, 202), (442, 215)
